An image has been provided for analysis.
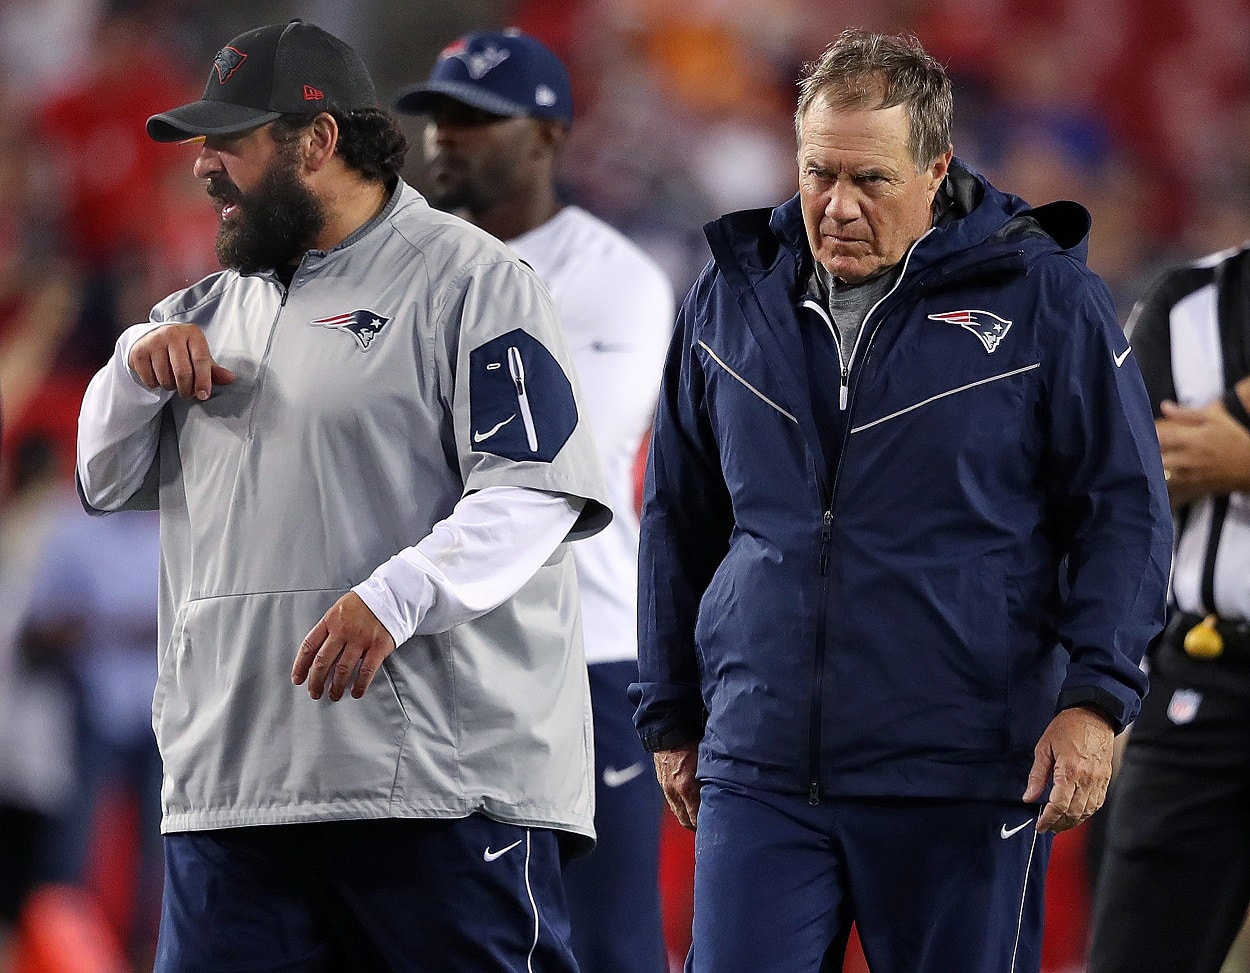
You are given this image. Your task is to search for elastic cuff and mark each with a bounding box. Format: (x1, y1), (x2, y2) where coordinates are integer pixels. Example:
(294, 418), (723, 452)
(1056, 686), (1132, 734)
(352, 577), (412, 649)
(641, 716), (705, 753)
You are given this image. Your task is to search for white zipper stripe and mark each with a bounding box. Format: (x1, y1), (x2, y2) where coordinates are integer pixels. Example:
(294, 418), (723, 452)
(800, 298), (839, 353)
(1010, 824), (1041, 973)
(524, 830), (539, 973)
(698, 340), (798, 423)
(850, 362), (1040, 434)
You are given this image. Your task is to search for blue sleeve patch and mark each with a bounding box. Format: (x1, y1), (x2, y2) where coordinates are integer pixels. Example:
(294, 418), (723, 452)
(469, 329), (578, 462)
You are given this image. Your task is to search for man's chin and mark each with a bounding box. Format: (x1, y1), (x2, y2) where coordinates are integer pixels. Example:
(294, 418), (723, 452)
(215, 231), (278, 274)
(820, 255), (881, 287)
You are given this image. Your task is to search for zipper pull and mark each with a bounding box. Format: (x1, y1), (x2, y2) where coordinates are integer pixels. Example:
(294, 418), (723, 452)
(809, 781), (820, 805)
(839, 367), (849, 410)
(818, 510), (833, 575)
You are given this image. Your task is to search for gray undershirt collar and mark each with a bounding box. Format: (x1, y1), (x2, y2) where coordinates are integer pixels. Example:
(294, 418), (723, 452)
(814, 262), (901, 364)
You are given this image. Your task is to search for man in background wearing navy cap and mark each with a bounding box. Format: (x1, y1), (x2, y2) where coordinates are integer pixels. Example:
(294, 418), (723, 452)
(396, 30), (675, 973)
(77, 19), (614, 972)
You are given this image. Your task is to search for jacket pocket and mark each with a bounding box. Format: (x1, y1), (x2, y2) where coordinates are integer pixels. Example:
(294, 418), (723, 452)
(155, 589), (415, 816)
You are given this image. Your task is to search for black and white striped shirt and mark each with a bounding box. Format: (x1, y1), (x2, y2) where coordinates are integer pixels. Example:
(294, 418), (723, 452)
(1128, 245), (1250, 622)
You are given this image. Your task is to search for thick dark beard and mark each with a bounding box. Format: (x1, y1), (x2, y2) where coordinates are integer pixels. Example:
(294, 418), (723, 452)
(212, 143), (326, 274)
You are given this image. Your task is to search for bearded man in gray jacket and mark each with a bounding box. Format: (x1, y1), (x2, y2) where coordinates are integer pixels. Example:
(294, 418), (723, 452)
(76, 20), (610, 973)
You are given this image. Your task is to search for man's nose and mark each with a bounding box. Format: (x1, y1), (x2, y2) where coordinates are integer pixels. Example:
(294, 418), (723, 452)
(192, 146), (223, 180)
(824, 184), (861, 223)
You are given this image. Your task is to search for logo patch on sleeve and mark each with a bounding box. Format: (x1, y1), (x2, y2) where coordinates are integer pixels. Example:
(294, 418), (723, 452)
(469, 329), (577, 463)
(312, 310), (391, 350)
(928, 309), (1013, 353)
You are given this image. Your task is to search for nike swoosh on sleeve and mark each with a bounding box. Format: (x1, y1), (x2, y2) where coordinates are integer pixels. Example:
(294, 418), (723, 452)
(473, 414), (516, 443)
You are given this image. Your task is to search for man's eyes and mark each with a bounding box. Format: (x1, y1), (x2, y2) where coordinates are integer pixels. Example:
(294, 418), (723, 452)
(803, 168), (890, 185)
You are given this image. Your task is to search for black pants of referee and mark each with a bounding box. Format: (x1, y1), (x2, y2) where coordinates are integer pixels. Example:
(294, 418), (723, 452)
(1088, 642), (1250, 973)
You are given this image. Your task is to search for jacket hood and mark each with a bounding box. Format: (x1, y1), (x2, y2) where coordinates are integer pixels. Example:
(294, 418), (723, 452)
(705, 157), (1093, 295)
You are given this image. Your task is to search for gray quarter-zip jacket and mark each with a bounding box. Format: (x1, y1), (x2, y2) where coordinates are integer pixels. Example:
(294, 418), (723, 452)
(76, 181), (612, 848)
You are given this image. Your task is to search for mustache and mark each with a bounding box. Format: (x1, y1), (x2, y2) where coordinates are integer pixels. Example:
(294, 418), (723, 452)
(206, 174), (241, 204)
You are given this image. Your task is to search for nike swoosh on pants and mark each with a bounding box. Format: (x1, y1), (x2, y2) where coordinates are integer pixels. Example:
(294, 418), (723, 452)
(602, 763), (646, 788)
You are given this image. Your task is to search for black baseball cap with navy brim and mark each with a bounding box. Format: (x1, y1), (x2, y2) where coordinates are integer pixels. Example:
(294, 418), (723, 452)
(393, 30), (573, 125)
(146, 19), (377, 143)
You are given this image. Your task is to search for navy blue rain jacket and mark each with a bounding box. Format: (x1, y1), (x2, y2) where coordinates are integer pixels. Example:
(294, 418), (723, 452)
(631, 160), (1172, 802)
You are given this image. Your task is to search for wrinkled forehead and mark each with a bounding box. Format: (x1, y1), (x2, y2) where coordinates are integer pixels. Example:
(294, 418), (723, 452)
(799, 102), (912, 150)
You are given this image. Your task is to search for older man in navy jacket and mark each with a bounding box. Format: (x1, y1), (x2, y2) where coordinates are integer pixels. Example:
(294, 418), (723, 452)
(631, 28), (1171, 973)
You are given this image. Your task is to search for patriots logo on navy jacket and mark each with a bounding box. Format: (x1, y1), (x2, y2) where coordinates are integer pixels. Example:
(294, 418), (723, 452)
(312, 310), (391, 350)
(927, 309), (1014, 354)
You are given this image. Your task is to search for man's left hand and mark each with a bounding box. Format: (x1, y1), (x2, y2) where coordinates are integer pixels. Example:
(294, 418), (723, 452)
(292, 592), (396, 701)
(1022, 705), (1115, 833)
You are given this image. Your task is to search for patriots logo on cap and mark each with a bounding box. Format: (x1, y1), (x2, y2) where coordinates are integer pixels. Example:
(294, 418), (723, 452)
(461, 43), (511, 80)
(439, 38), (468, 59)
(927, 309), (1013, 354)
(312, 310), (392, 350)
(213, 46), (247, 85)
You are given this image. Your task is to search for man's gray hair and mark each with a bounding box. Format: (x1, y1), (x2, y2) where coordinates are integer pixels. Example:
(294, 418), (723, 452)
(795, 29), (953, 170)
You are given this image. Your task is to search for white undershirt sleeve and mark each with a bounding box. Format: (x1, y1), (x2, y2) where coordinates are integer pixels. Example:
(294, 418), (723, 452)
(76, 322), (171, 510)
(352, 485), (584, 645)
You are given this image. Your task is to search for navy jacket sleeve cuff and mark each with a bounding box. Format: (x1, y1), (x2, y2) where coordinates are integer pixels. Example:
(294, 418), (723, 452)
(640, 715), (705, 753)
(1056, 686), (1134, 734)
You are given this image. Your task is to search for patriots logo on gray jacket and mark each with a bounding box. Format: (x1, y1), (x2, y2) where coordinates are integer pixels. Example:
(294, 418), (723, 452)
(312, 310), (391, 350)
(927, 309), (1013, 353)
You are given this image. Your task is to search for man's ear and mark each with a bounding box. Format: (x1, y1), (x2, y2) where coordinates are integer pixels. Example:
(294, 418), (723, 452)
(302, 113), (340, 173)
(926, 148), (953, 198)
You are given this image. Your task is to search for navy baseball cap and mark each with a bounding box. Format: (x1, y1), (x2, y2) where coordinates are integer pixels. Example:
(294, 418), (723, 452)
(147, 20), (377, 143)
(393, 30), (573, 125)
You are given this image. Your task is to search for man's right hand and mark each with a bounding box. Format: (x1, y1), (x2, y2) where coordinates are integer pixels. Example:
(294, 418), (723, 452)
(128, 324), (236, 401)
(653, 742), (700, 831)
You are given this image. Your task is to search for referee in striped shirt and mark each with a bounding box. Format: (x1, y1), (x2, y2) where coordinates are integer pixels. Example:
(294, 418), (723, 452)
(1089, 244), (1250, 973)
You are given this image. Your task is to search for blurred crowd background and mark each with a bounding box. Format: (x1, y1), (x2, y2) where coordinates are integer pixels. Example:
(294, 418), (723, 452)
(1, 0), (1248, 970)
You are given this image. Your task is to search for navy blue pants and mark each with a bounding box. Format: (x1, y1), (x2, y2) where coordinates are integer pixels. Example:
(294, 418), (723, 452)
(688, 780), (1051, 973)
(563, 660), (667, 973)
(155, 816), (578, 973)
